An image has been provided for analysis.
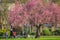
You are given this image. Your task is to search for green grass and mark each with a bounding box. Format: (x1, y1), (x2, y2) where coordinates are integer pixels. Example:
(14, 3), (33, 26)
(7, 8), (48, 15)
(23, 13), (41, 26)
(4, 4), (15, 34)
(0, 36), (60, 40)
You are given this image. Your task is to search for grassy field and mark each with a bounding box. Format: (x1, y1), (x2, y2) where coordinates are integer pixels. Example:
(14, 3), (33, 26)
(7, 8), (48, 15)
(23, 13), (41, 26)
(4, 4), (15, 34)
(0, 36), (60, 40)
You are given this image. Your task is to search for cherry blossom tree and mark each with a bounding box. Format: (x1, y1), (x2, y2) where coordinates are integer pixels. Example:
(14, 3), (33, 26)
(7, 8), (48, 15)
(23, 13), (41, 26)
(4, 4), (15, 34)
(9, 1), (29, 37)
(23, 0), (46, 38)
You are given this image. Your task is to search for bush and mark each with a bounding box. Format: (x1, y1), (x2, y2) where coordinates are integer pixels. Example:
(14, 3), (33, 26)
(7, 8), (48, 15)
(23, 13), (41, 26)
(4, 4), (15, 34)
(0, 30), (4, 36)
(57, 28), (60, 34)
(43, 28), (52, 36)
(54, 28), (60, 35)
(29, 32), (36, 35)
(0, 29), (10, 37)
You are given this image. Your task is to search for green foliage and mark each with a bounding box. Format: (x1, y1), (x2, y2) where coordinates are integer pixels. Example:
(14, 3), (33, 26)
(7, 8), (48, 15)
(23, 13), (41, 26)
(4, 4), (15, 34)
(57, 28), (60, 33)
(0, 29), (10, 36)
(54, 28), (60, 35)
(43, 28), (52, 36)
(0, 29), (4, 36)
(29, 32), (36, 35)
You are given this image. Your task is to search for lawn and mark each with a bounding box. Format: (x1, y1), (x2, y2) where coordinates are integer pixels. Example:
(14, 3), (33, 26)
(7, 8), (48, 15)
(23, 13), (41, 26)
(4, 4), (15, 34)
(0, 36), (60, 40)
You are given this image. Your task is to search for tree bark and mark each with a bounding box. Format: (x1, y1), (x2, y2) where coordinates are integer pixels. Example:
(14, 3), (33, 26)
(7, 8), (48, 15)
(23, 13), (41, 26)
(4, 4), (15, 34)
(35, 25), (41, 38)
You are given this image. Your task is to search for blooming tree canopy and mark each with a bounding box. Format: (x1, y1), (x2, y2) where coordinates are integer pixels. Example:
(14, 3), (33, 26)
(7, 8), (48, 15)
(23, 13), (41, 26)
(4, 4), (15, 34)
(9, 1), (28, 27)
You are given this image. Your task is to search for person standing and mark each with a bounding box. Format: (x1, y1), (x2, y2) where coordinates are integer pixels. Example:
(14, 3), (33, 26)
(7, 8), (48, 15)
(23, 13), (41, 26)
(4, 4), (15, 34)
(10, 25), (13, 38)
(5, 31), (8, 38)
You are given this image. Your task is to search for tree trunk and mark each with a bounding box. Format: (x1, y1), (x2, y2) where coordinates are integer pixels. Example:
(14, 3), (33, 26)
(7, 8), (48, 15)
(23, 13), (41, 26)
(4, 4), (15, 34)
(40, 26), (42, 35)
(35, 25), (41, 38)
(31, 26), (33, 32)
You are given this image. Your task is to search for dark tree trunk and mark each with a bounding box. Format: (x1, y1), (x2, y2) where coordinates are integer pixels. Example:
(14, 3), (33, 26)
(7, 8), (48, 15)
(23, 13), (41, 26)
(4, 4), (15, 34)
(35, 27), (40, 38)
(35, 24), (42, 38)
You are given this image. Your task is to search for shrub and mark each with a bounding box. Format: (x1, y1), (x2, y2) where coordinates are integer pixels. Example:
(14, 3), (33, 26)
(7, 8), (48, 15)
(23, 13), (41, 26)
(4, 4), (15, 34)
(54, 28), (60, 35)
(43, 27), (52, 36)
(0, 29), (10, 37)
(0, 29), (4, 36)
(29, 32), (36, 35)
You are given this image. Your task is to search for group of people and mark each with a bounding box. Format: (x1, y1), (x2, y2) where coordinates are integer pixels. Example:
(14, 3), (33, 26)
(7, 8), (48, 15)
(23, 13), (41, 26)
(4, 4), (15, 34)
(5, 28), (17, 38)
(10, 28), (17, 38)
(5, 25), (30, 38)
